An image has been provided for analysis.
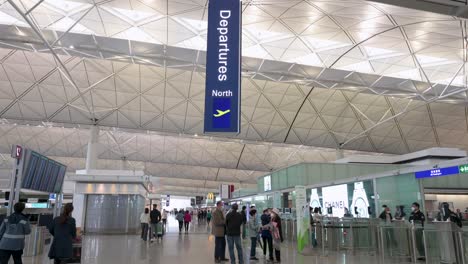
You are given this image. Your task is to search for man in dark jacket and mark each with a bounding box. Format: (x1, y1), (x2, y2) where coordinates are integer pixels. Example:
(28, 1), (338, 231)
(0, 202), (31, 264)
(150, 204), (161, 241)
(409, 202), (425, 260)
(226, 204), (244, 264)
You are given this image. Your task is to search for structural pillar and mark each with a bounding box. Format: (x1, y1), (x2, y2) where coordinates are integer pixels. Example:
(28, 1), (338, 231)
(76, 125), (100, 231)
(85, 125), (100, 170)
(336, 148), (344, 160)
(120, 157), (129, 170)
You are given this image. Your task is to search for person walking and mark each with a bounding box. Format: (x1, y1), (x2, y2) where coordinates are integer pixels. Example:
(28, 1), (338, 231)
(212, 201), (228, 263)
(248, 209), (260, 261)
(150, 204), (162, 241)
(270, 209), (283, 262)
(48, 203), (77, 264)
(162, 210), (168, 229)
(176, 210), (185, 233)
(226, 204), (244, 264)
(140, 208), (150, 241)
(184, 210), (192, 233)
(260, 209), (273, 261)
(0, 202), (31, 264)
(207, 210), (212, 226)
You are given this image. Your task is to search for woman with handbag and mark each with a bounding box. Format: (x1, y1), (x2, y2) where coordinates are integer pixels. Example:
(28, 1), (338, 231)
(270, 209), (284, 263)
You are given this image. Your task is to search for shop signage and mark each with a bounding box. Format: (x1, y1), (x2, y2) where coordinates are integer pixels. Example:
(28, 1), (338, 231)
(204, 0), (241, 133)
(322, 184), (348, 217)
(459, 164), (468, 173)
(414, 166), (460, 179)
(207, 192), (214, 200)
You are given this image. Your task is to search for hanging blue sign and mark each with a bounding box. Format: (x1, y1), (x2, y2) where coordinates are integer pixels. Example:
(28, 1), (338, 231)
(415, 166), (460, 179)
(204, 0), (241, 133)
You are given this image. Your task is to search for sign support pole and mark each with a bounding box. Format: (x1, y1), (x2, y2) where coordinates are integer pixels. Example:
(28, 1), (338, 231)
(8, 146), (25, 216)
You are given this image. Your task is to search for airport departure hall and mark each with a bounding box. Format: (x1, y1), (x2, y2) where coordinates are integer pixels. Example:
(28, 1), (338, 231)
(1, 0), (468, 263)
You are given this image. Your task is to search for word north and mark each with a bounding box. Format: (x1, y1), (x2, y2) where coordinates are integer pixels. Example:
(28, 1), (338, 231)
(212, 90), (233, 97)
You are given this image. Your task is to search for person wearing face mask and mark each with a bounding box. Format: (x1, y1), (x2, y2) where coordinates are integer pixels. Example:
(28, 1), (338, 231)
(394, 205), (406, 220)
(378, 205), (393, 223)
(436, 202), (462, 227)
(409, 202), (425, 260)
(379, 205), (396, 248)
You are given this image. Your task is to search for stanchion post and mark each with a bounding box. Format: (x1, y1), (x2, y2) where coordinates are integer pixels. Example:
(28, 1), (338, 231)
(458, 231), (465, 264)
(8, 145), (25, 216)
(322, 223), (326, 256)
(410, 224), (417, 263)
(422, 230), (428, 262)
(380, 226), (385, 263)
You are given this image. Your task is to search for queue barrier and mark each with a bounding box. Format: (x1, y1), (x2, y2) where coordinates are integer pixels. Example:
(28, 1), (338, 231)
(311, 217), (379, 256)
(309, 218), (468, 263)
(281, 219), (296, 241)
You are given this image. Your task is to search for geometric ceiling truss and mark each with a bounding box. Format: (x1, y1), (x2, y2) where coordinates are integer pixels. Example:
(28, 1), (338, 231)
(0, 0), (468, 193)
(0, 122), (381, 195)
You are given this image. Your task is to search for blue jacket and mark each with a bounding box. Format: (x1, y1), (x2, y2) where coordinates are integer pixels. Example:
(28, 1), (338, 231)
(0, 213), (31, 251)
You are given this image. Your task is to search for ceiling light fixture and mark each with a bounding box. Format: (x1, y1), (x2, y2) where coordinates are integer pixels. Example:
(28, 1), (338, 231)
(69, 45), (74, 49)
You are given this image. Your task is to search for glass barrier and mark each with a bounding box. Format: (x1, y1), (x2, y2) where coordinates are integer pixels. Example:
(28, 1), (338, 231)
(307, 217), (468, 264)
(309, 218), (379, 256)
(379, 220), (412, 262)
(423, 222), (464, 264)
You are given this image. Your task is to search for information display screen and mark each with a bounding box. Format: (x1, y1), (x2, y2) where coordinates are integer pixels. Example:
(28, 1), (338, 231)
(21, 150), (67, 193)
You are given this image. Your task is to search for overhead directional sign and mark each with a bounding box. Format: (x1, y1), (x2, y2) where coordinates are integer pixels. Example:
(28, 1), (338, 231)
(415, 166), (460, 179)
(204, 0), (241, 133)
(459, 164), (468, 173)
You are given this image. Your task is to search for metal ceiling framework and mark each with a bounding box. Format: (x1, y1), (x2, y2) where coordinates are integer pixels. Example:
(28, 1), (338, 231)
(0, 0), (466, 194)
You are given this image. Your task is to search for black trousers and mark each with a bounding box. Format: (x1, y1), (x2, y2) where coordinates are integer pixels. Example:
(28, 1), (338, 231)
(178, 221), (183, 232)
(0, 249), (23, 264)
(214, 236), (226, 260)
(262, 237), (273, 259)
(184, 221), (189, 231)
(275, 249), (280, 261)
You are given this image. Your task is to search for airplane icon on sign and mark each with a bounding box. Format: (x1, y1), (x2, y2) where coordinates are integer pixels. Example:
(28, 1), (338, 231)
(214, 109), (230, 117)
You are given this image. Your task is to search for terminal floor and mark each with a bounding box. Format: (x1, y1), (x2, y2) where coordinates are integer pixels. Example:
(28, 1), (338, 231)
(21, 217), (416, 264)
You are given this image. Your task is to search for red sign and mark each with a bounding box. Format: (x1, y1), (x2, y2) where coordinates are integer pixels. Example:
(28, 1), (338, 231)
(11, 145), (22, 159)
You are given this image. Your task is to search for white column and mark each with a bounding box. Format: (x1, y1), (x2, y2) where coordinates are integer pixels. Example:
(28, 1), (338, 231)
(336, 148), (344, 160)
(85, 126), (100, 170)
(120, 157), (129, 170)
(72, 194), (86, 229)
